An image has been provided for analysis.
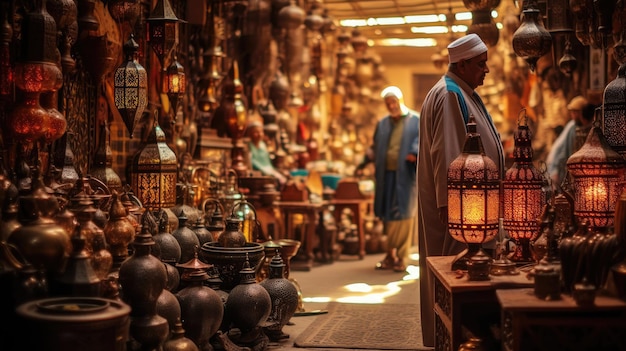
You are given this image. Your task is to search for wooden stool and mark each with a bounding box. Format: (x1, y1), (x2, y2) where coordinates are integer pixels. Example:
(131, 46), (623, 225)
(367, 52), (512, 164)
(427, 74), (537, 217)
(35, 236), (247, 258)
(275, 201), (324, 270)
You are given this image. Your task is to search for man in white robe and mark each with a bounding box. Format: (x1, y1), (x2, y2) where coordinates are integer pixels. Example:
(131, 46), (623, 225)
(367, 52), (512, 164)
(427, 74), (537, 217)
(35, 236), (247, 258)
(417, 34), (505, 347)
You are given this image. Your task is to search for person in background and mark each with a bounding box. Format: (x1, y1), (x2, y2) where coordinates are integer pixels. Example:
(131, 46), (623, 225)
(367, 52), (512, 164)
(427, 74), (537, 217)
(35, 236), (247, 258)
(355, 86), (419, 273)
(247, 119), (287, 187)
(546, 96), (596, 192)
(417, 34), (504, 347)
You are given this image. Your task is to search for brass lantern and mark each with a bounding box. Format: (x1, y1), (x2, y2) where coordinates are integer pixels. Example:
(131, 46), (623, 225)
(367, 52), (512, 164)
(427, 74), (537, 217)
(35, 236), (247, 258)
(511, 0), (552, 72)
(232, 198), (258, 243)
(114, 35), (148, 138)
(502, 111), (546, 263)
(146, 0), (179, 67)
(162, 56), (185, 118)
(130, 111), (178, 211)
(448, 116), (501, 270)
(566, 122), (626, 231)
(602, 64), (626, 159)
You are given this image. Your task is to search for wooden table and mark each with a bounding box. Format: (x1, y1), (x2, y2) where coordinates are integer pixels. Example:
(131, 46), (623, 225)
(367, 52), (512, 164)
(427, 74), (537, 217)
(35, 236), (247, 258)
(426, 256), (533, 351)
(496, 288), (626, 351)
(275, 201), (325, 271)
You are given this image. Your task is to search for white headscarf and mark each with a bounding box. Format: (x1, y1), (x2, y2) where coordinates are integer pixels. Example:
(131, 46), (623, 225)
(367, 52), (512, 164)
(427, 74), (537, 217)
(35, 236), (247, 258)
(381, 86), (410, 116)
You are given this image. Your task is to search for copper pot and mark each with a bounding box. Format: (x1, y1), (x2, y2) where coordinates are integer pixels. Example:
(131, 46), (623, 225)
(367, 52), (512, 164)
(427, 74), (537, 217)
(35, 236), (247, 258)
(16, 297), (130, 351)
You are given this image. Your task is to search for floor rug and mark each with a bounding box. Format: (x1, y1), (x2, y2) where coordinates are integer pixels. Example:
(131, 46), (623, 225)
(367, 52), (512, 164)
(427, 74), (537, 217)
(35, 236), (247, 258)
(294, 302), (429, 350)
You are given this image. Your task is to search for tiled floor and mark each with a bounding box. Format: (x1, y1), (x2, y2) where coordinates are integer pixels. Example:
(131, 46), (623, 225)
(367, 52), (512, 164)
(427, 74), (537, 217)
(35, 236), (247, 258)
(267, 247), (428, 351)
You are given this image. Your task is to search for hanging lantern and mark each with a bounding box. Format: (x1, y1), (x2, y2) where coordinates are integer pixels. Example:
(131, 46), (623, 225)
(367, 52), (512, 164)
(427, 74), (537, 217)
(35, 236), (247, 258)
(146, 0), (179, 67)
(467, 10), (499, 47)
(511, 0), (552, 72)
(602, 64), (626, 159)
(502, 110), (546, 263)
(569, 0), (591, 46)
(462, 0), (501, 11)
(130, 111), (178, 211)
(277, 0), (305, 30)
(114, 35), (148, 138)
(546, 0), (573, 34)
(162, 56), (185, 117)
(107, 0), (140, 23)
(558, 37), (578, 76)
(566, 122), (626, 231)
(447, 116), (501, 270)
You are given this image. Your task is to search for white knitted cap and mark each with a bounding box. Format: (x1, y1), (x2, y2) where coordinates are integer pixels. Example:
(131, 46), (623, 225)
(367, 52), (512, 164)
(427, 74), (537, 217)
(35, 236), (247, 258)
(447, 34), (488, 64)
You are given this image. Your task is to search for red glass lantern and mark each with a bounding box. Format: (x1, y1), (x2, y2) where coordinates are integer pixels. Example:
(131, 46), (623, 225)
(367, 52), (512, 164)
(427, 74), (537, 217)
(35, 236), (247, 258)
(502, 111), (546, 262)
(448, 116), (501, 270)
(114, 35), (148, 138)
(566, 122), (626, 231)
(146, 0), (179, 67)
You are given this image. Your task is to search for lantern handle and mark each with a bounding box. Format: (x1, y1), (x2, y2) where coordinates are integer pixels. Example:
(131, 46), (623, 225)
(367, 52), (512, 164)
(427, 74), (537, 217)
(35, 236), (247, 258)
(201, 198), (225, 218)
(231, 199), (257, 219)
(517, 108), (528, 127)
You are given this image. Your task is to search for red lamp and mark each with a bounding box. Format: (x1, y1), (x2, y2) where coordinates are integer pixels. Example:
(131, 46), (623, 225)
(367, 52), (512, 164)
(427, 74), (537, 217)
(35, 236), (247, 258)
(448, 116), (501, 270)
(502, 110), (546, 262)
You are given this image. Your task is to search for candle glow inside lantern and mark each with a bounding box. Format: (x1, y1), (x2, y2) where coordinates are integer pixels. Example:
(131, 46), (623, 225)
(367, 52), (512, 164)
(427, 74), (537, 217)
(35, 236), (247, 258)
(502, 111), (546, 262)
(566, 122), (626, 231)
(448, 116), (501, 270)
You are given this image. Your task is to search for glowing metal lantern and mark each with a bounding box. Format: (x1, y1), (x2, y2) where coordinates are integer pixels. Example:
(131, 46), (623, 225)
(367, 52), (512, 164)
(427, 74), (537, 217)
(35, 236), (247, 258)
(162, 57), (185, 118)
(566, 123), (626, 231)
(502, 111), (546, 263)
(448, 116), (501, 270)
(602, 64), (626, 159)
(130, 111), (178, 211)
(114, 35), (148, 138)
(146, 0), (179, 67)
(232, 199), (258, 243)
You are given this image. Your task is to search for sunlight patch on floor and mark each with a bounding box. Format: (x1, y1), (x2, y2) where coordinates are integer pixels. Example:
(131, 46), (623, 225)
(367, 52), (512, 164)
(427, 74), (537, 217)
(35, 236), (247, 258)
(302, 272), (419, 304)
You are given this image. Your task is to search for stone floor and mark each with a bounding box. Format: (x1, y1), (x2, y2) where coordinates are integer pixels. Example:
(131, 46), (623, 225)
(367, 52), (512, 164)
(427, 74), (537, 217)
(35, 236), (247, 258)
(265, 247), (430, 351)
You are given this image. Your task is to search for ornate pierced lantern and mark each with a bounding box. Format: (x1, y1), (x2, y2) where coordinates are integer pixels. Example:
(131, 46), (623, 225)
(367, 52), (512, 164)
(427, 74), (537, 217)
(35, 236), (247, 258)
(511, 0), (552, 72)
(114, 35), (148, 138)
(146, 0), (179, 67)
(602, 64), (626, 159)
(502, 111), (546, 262)
(566, 123), (626, 231)
(130, 111), (178, 211)
(162, 56), (185, 117)
(448, 116), (501, 270)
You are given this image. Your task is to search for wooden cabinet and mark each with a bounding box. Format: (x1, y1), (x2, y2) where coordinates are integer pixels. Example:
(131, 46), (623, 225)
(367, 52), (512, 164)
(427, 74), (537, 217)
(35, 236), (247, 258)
(496, 288), (626, 351)
(426, 256), (533, 351)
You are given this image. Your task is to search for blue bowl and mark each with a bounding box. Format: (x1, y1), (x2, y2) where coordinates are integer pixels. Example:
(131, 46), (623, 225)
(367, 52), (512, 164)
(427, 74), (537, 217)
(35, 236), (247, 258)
(290, 169), (309, 177)
(321, 174), (342, 190)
